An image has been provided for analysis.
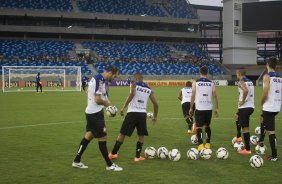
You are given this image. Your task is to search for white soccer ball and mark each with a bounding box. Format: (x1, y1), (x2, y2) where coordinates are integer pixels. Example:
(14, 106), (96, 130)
(106, 106), (118, 117)
(249, 155), (264, 168)
(144, 146), (157, 159)
(250, 135), (259, 145)
(187, 148), (199, 160)
(255, 126), (261, 135)
(216, 147), (229, 160)
(255, 144), (267, 155)
(147, 112), (153, 119)
(233, 142), (245, 152)
(169, 149), (181, 161)
(157, 147), (169, 159)
(191, 135), (198, 145)
(200, 148), (212, 160)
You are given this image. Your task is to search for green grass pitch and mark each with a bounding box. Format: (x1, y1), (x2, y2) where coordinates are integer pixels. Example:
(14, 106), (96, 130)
(0, 86), (281, 184)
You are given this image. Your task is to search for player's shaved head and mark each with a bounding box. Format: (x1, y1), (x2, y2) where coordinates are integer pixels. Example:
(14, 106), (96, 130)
(106, 65), (119, 74)
(236, 69), (246, 76)
(200, 66), (208, 75)
(267, 57), (278, 69)
(133, 73), (143, 82)
(186, 81), (192, 87)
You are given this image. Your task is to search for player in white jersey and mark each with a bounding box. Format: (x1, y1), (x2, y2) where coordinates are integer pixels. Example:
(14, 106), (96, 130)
(235, 70), (255, 155)
(258, 58), (281, 161)
(177, 81), (195, 134)
(72, 66), (123, 171)
(109, 73), (158, 162)
(189, 66), (218, 151)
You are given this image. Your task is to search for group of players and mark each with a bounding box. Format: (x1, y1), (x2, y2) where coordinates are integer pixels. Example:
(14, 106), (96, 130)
(72, 57), (281, 171)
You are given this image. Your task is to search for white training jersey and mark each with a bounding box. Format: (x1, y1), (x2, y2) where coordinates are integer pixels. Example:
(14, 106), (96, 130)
(195, 78), (213, 110)
(127, 82), (152, 113)
(181, 87), (192, 104)
(238, 77), (255, 109)
(85, 74), (108, 114)
(263, 72), (282, 112)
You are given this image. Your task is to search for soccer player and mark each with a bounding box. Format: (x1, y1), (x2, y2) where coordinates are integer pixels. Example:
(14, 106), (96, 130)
(258, 58), (281, 161)
(189, 66), (218, 151)
(236, 69), (255, 155)
(36, 72), (43, 93)
(72, 65), (123, 171)
(81, 75), (89, 91)
(177, 81), (195, 134)
(109, 73), (158, 162)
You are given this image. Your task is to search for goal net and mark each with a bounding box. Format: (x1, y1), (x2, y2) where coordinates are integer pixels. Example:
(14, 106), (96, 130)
(2, 66), (81, 92)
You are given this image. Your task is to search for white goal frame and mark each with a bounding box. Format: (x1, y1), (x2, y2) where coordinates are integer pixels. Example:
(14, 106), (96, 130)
(2, 66), (81, 92)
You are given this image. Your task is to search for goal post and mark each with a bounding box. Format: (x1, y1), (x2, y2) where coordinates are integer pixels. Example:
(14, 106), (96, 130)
(2, 66), (81, 92)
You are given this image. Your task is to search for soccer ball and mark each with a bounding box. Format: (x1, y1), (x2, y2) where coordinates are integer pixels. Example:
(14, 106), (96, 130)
(249, 155), (264, 168)
(200, 148), (212, 160)
(231, 137), (241, 145)
(144, 146), (157, 159)
(147, 112), (153, 119)
(233, 142), (245, 152)
(168, 149), (181, 161)
(250, 135), (259, 145)
(187, 148), (199, 160)
(191, 135), (198, 145)
(255, 126), (261, 135)
(157, 147), (169, 159)
(255, 144), (267, 155)
(106, 106), (118, 117)
(216, 147), (229, 160)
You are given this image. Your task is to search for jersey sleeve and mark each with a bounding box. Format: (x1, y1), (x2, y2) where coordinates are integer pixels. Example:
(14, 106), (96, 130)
(95, 75), (104, 95)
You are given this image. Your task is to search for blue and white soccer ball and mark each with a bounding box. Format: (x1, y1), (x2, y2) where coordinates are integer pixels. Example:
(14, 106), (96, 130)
(157, 147), (169, 159)
(200, 148), (212, 160)
(144, 146), (157, 159)
(250, 135), (259, 145)
(249, 155), (264, 168)
(147, 112), (153, 119)
(216, 147), (229, 160)
(169, 149), (181, 161)
(255, 126), (261, 135)
(191, 135), (198, 145)
(255, 144), (267, 155)
(106, 106), (118, 117)
(187, 148), (199, 160)
(233, 142), (245, 152)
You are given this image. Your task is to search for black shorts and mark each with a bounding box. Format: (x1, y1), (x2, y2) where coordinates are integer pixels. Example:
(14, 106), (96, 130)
(85, 110), (106, 138)
(195, 110), (212, 127)
(182, 102), (195, 118)
(120, 112), (148, 137)
(238, 108), (254, 128)
(262, 111), (279, 131)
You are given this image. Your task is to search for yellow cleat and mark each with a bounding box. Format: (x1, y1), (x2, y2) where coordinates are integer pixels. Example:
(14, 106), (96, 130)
(205, 143), (211, 149)
(198, 144), (204, 151)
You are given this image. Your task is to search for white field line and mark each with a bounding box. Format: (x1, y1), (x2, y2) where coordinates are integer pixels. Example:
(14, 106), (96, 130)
(0, 117), (281, 130)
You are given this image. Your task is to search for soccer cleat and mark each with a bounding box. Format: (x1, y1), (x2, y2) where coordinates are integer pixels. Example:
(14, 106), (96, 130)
(235, 137), (242, 143)
(266, 156), (278, 162)
(72, 162), (88, 169)
(204, 143), (211, 149)
(106, 163), (123, 171)
(108, 153), (119, 160)
(134, 156), (145, 162)
(198, 144), (204, 151)
(238, 149), (252, 155)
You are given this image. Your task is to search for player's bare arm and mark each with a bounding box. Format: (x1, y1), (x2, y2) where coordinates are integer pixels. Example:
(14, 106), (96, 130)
(189, 81), (196, 116)
(120, 82), (136, 116)
(261, 74), (270, 108)
(95, 94), (110, 107)
(149, 92), (159, 125)
(177, 90), (182, 101)
(212, 86), (219, 117)
(238, 80), (248, 106)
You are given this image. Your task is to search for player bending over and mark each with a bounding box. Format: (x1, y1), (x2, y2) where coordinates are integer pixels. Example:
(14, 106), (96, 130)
(109, 73), (158, 162)
(72, 65), (123, 171)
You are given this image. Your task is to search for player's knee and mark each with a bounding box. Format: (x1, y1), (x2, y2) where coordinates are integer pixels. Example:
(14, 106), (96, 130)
(85, 131), (94, 141)
(98, 136), (107, 142)
(138, 136), (144, 143)
(269, 131), (275, 135)
(117, 134), (125, 143)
